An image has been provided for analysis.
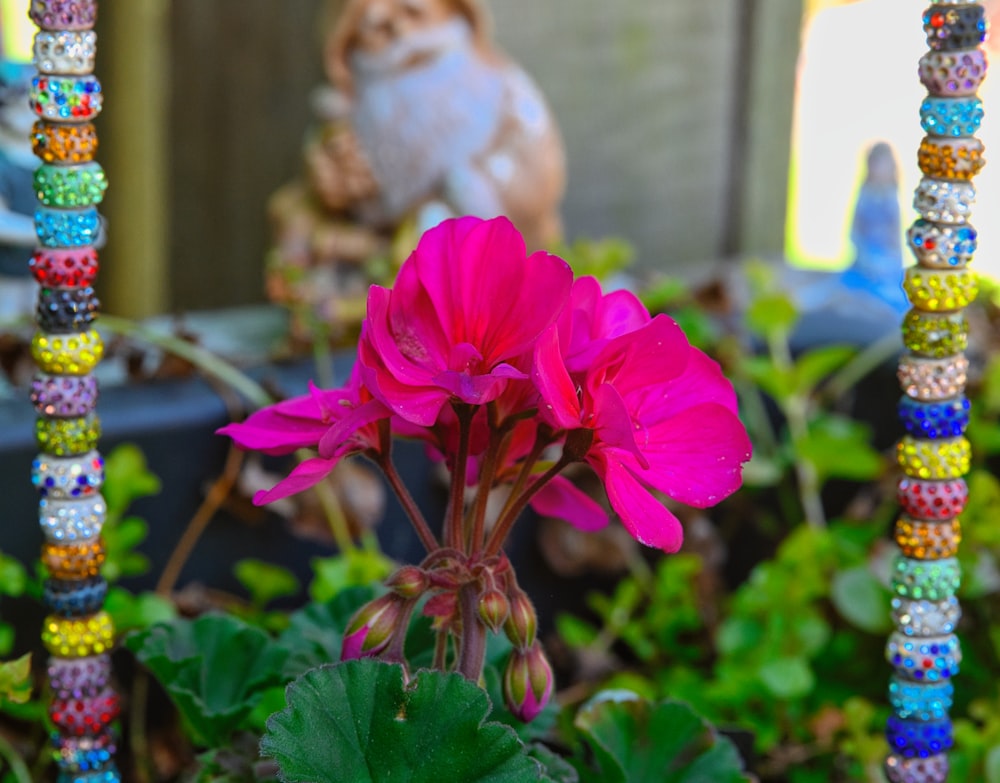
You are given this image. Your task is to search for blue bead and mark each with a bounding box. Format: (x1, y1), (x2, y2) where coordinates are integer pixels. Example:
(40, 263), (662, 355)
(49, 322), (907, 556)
(885, 716), (953, 759)
(898, 396), (969, 439)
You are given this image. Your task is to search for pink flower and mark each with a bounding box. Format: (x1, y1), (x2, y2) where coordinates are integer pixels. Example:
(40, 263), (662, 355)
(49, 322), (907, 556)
(341, 594), (406, 661)
(218, 365), (389, 505)
(359, 216), (573, 426)
(533, 312), (752, 552)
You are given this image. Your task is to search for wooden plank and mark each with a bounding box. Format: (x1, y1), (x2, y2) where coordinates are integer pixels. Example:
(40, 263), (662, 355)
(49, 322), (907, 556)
(96, 0), (171, 318)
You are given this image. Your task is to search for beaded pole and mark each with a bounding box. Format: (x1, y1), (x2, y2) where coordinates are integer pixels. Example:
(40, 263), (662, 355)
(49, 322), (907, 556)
(885, 2), (986, 779)
(27, 1), (120, 780)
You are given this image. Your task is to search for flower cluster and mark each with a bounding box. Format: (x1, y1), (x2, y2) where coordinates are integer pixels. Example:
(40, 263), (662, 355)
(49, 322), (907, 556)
(220, 216), (751, 713)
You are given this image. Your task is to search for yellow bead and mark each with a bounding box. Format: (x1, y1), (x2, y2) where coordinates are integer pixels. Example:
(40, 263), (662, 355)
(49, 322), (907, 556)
(896, 436), (971, 480)
(901, 310), (968, 358)
(30, 329), (103, 375)
(41, 611), (114, 658)
(903, 268), (978, 312)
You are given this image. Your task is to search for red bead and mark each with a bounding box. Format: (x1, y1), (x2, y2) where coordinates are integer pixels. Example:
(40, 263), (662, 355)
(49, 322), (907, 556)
(931, 12), (945, 28)
(898, 478), (968, 521)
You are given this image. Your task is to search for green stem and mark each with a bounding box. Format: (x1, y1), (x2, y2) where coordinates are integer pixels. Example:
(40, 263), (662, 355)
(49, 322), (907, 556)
(768, 331), (825, 528)
(823, 330), (900, 403)
(484, 455), (572, 556)
(0, 732), (32, 783)
(304, 451), (357, 554)
(100, 314), (273, 409)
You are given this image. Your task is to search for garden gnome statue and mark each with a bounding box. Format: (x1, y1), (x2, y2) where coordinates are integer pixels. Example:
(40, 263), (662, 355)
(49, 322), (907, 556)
(267, 0), (565, 341)
(839, 141), (909, 314)
(0, 62), (42, 324)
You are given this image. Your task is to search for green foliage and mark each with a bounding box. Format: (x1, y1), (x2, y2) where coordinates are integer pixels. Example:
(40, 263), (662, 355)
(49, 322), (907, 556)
(261, 660), (551, 783)
(100, 443), (161, 583)
(235, 559), (300, 609)
(126, 613), (289, 747)
(103, 587), (177, 635)
(555, 237), (634, 282)
(278, 586), (375, 680)
(0, 655), (32, 706)
(567, 693), (751, 783)
(309, 550), (394, 602)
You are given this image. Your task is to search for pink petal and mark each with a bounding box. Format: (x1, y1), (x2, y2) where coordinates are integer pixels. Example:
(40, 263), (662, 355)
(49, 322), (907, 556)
(531, 475), (609, 532)
(632, 403), (752, 508)
(217, 413), (326, 456)
(591, 382), (646, 467)
(532, 326), (582, 430)
(632, 349), (739, 421)
(589, 316), (691, 402)
(599, 457), (684, 552)
(252, 456), (341, 505)
(317, 398), (390, 458)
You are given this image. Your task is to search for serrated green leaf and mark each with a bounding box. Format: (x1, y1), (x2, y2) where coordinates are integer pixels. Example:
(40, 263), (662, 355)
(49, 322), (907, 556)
(831, 567), (891, 634)
(261, 660), (548, 783)
(528, 744), (579, 783)
(234, 559), (300, 609)
(127, 613), (288, 746)
(277, 587), (375, 679)
(572, 693), (750, 783)
(758, 657), (814, 700)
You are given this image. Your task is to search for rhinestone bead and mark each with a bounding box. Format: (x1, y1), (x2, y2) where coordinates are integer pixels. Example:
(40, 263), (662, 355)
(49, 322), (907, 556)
(31, 374), (99, 418)
(48, 655), (112, 701)
(30, 329), (104, 375)
(894, 516), (961, 559)
(918, 136), (986, 181)
(32, 121), (98, 164)
(906, 220), (976, 269)
(57, 763), (121, 783)
(44, 576), (108, 617)
(897, 355), (968, 401)
(903, 268), (978, 312)
(897, 396), (969, 439)
(889, 677), (953, 722)
(30, 75), (102, 123)
(29, 0), (98, 31)
(896, 436), (970, 480)
(918, 49), (989, 97)
(50, 689), (120, 737)
(919, 96), (984, 138)
(35, 206), (101, 248)
(41, 611), (115, 658)
(922, 4), (987, 51)
(32, 452), (104, 499)
(891, 557), (961, 603)
(41, 538), (105, 580)
(33, 30), (97, 75)
(39, 496), (107, 543)
(886, 632), (961, 682)
(897, 477), (968, 520)
(901, 310), (968, 358)
(36, 286), (100, 333)
(30, 248), (99, 288)
(35, 414), (101, 457)
(892, 596), (962, 637)
(886, 715), (953, 759)
(35, 163), (107, 208)
(913, 178), (975, 224)
(52, 731), (116, 774)
(884, 754), (948, 783)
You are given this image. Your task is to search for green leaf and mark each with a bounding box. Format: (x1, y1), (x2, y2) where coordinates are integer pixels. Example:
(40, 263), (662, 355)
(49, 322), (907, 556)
(758, 657), (814, 700)
(101, 515), (151, 582)
(234, 559), (300, 609)
(101, 443), (162, 521)
(572, 693), (750, 783)
(261, 660), (549, 782)
(126, 613), (288, 747)
(740, 355), (794, 403)
(104, 587), (177, 635)
(745, 292), (798, 339)
(831, 567), (891, 634)
(0, 554), (27, 597)
(791, 345), (855, 396)
(528, 743), (579, 783)
(309, 551), (394, 602)
(556, 614), (599, 649)
(277, 587), (375, 679)
(796, 415), (883, 483)
(0, 654), (33, 704)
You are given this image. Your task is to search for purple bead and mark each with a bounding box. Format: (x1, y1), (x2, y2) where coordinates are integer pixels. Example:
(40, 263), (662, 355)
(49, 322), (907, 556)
(31, 373), (99, 418)
(47, 654), (111, 701)
(29, 0), (97, 31)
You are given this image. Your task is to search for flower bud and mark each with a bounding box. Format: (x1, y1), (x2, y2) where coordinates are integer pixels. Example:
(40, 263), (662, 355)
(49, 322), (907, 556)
(385, 566), (429, 599)
(502, 642), (554, 722)
(503, 589), (537, 649)
(341, 594), (405, 661)
(477, 588), (509, 633)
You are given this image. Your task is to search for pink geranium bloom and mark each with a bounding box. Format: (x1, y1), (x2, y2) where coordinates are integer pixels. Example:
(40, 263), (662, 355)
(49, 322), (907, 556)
(533, 314), (752, 552)
(218, 365), (389, 505)
(359, 216), (573, 426)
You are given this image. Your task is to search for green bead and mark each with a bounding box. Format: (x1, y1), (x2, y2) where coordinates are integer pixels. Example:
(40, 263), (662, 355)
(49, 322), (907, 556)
(34, 162), (107, 208)
(901, 309), (968, 358)
(891, 555), (961, 601)
(35, 414), (101, 457)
